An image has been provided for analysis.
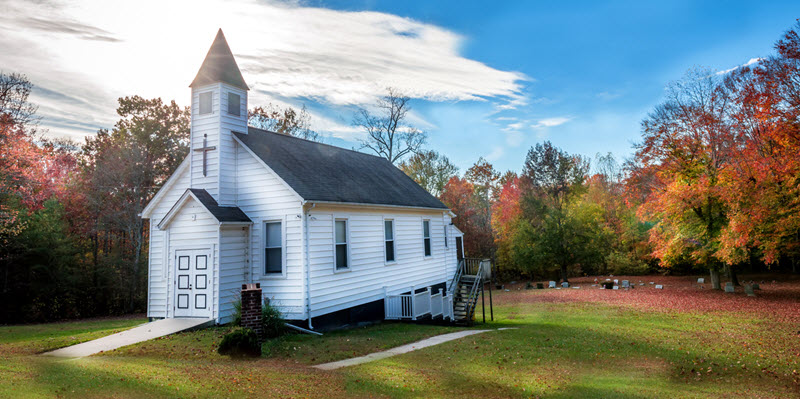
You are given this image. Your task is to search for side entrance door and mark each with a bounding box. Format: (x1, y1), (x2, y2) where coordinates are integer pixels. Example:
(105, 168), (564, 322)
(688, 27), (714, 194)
(455, 236), (464, 261)
(174, 249), (212, 318)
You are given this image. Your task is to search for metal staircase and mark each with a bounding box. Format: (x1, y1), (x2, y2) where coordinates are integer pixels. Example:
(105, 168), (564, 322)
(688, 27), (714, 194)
(449, 258), (483, 325)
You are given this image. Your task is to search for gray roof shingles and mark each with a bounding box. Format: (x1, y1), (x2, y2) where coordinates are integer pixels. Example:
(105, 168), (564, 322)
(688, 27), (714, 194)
(188, 188), (252, 223)
(233, 128), (448, 210)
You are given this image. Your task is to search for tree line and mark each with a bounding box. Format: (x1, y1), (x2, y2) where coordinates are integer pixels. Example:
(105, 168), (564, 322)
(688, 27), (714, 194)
(0, 80), (321, 323)
(2, 21), (798, 322)
(409, 22), (800, 285)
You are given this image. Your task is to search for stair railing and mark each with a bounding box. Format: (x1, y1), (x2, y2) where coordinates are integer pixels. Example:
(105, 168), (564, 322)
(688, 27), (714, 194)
(448, 259), (465, 296)
(463, 262), (484, 322)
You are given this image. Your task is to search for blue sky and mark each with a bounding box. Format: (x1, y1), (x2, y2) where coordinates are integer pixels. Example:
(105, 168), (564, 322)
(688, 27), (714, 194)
(2, 0), (799, 173)
(314, 0), (800, 172)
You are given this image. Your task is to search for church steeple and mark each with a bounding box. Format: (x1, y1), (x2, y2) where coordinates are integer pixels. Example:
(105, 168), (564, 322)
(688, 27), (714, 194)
(190, 29), (249, 90)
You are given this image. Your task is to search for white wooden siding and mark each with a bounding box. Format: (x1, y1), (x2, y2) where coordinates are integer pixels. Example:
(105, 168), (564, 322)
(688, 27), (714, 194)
(306, 205), (454, 318)
(234, 145), (305, 320)
(147, 166), (190, 318)
(218, 83), (247, 206)
(190, 85), (221, 198)
(164, 198), (220, 319)
(218, 225), (249, 324)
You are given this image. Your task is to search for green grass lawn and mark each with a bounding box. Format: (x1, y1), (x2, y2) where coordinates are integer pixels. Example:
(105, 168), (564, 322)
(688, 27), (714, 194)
(1, 278), (798, 398)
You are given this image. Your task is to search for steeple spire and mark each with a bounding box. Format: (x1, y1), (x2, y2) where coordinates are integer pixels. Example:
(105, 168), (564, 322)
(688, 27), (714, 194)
(190, 29), (249, 90)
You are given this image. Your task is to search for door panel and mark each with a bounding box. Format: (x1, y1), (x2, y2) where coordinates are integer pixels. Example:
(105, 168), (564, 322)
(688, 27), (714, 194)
(174, 249), (212, 318)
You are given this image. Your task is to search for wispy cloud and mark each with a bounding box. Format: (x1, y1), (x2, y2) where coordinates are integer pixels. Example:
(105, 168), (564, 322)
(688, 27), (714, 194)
(531, 116), (571, 129)
(716, 58), (763, 75)
(0, 0), (528, 141)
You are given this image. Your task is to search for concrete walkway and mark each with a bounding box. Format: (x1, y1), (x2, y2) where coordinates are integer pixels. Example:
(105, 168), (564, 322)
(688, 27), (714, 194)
(43, 317), (214, 358)
(313, 328), (516, 370)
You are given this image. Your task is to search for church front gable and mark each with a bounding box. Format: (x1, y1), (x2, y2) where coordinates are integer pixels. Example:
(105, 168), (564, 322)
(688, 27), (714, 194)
(162, 197), (220, 320)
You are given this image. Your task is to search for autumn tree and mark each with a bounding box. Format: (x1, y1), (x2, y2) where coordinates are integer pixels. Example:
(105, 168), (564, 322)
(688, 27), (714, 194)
(354, 88), (427, 164)
(0, 72), (39, 130)
(81, 96), (190, 312)
(632, 68), (735, 288)
(248, 103), (321, 142)
(716, 23), (800, 273)
(399, 150), (458, 197)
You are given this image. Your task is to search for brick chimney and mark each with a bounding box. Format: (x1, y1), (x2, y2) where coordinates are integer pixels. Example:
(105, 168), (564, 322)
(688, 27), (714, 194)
(241, 283), (263, 339)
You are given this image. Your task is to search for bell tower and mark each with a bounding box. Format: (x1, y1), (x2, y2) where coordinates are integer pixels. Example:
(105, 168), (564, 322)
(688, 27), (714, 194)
(188, 29), (248, 206)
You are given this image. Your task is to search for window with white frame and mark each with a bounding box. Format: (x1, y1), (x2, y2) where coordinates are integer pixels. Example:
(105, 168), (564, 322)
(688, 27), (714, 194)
(227, 92), (240, 116)
(335, 219), (349, 270)
(422, 220), (431, 257)
(384, 219), (395, 262)
(199, 92), (212, 114)
(264, 221), (282, 274)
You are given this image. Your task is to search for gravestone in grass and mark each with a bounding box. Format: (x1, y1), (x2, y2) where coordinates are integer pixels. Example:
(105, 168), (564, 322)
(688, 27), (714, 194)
(621, 280), (630, 288)
(724, 282), (735, 293)
(612, 286), (619, 290)
(697, 278), (705, 284)
(549, 281), (556, 288)
(744, 284), (756, 297)
(561, 282), (570, 288)
(655, 285), (663, 289)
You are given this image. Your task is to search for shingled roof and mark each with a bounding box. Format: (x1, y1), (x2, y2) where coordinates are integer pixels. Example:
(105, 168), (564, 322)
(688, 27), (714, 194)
(187, 188), (252, 222)
(190, 29), (249, 90)
(233, 128), (449, 210)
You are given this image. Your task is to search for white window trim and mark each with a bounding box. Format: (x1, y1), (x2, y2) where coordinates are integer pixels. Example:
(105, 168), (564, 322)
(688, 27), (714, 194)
(261, 219), (287, 279)
(333, 216), (351, 273)
(227, 92), (241, 116)
(198, 91), (213, 115)
(422, 219), (432, 258)
(383, 217), (396, 265)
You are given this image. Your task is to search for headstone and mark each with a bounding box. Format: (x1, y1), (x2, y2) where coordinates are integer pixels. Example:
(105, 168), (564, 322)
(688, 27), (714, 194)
(752, 283), (760, 290)
(697, 278), (705, 284)
(536, 282), (544, 289)
(639, 283), (645, 286)
(649, 282), (655, 284)
(621, 280), (630, 288)
(744, 284), (756, 297)
(655, 285), (663, 289)
(724, 282), (734, 293)
(612, 286), (619, 290)
(561, 282), (570, 288)
(548, 281), (556, 288)
(572, 286), (581, 289)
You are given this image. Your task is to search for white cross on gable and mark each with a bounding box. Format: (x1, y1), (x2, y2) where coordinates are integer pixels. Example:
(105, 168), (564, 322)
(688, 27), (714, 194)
(193, 134), (216, 177)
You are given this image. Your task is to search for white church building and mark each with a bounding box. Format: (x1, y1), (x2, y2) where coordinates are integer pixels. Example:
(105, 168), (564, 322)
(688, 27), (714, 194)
(141, 30), (464, 329)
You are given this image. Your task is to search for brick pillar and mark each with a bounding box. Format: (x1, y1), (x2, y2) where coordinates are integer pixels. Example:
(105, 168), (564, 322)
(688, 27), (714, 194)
(241, 283), (263, 340)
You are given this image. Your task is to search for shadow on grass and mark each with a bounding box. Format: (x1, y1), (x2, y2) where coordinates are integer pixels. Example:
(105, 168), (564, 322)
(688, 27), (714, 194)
(339, 314), (798, 398)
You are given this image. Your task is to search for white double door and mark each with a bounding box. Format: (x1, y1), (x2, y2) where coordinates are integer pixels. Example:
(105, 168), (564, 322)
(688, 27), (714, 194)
(174, 249), (212, 318)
